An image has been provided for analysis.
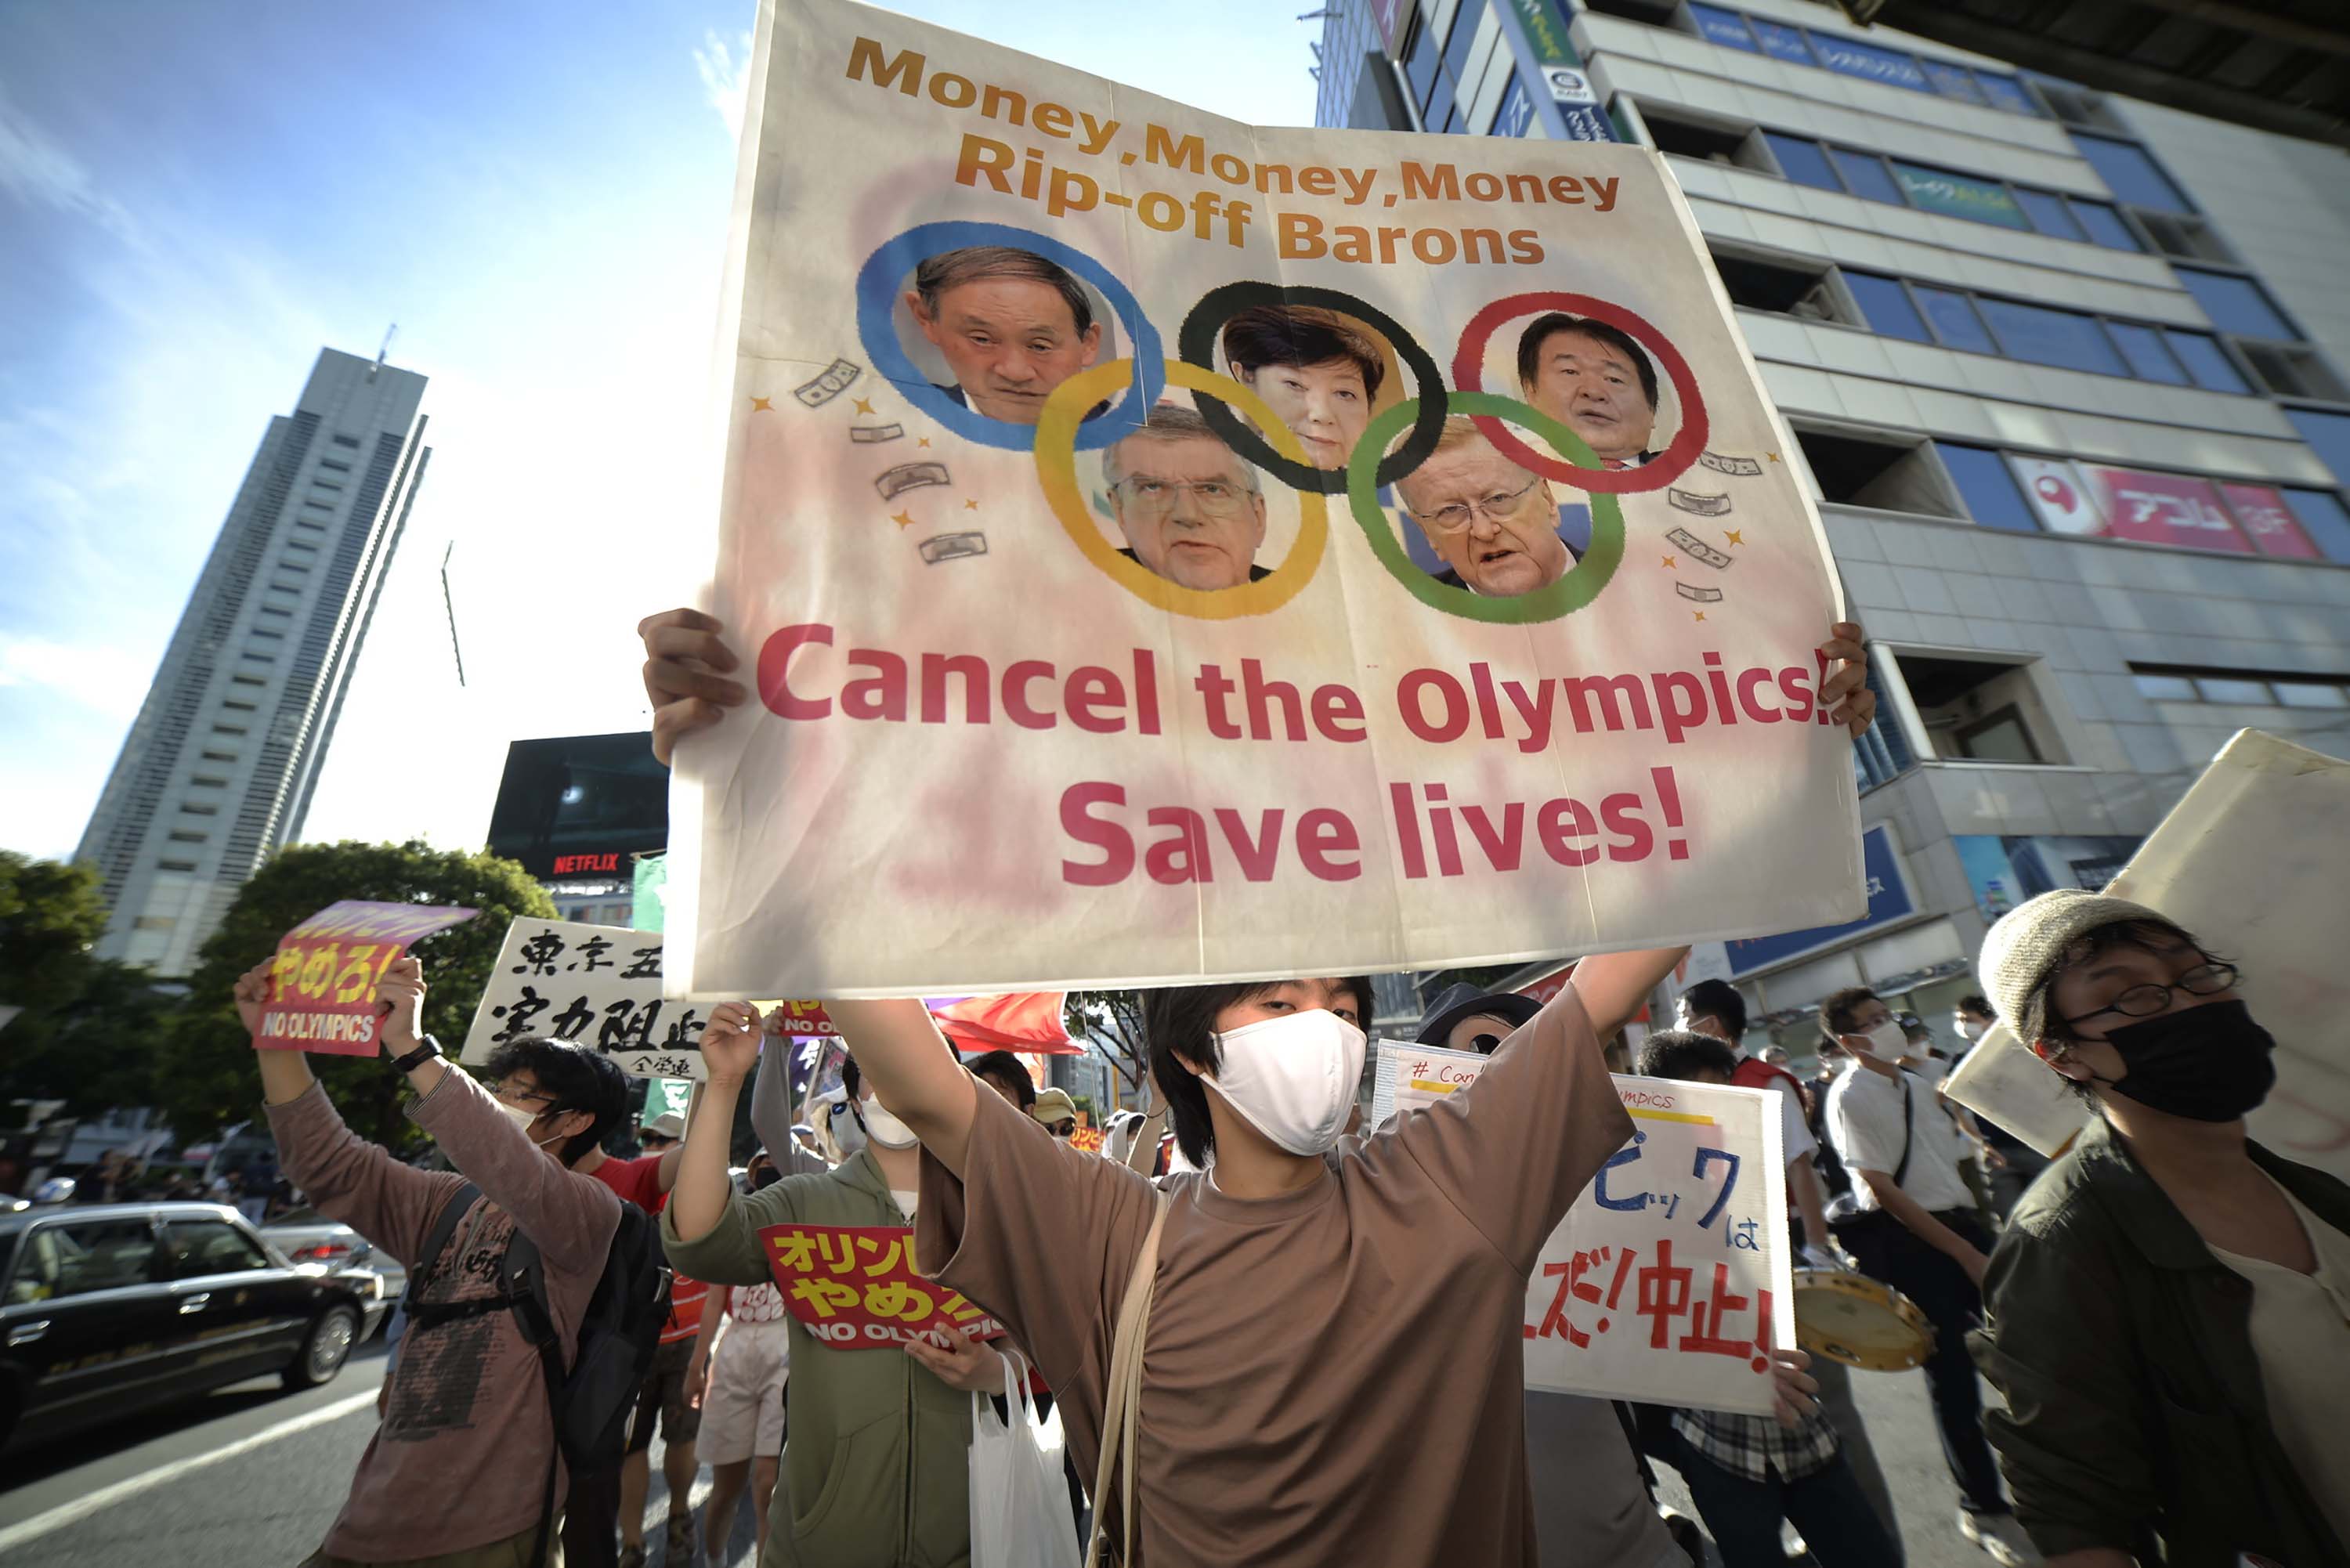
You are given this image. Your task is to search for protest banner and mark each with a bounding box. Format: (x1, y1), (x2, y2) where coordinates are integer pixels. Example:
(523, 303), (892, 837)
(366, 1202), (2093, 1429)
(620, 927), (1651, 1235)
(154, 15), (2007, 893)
(1370, 1042), (1790, 1414)
(460, 917), (707, 1080)
(1943, 730), (2350, 1180)
(759, 1221), (1008, 1348)
(257, 901), (476, 1054)
(664, 0), (1864, 997)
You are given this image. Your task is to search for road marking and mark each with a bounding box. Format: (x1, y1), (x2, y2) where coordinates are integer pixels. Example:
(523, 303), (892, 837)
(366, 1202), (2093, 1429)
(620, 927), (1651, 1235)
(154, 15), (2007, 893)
(0, 1385), (380, 1557)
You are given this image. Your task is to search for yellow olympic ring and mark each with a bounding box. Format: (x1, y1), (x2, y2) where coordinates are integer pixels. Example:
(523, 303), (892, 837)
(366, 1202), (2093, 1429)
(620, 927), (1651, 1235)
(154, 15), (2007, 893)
(1033, 359), (1329, 620)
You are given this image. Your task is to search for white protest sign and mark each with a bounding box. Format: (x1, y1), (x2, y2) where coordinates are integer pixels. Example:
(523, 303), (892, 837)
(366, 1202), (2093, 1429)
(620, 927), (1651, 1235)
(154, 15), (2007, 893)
(461, 918), (708, 1080)
(1373, 1045), (1791, 1414)
(665, 0), (1867, 999)
(1943, 1024), (2088, 1158)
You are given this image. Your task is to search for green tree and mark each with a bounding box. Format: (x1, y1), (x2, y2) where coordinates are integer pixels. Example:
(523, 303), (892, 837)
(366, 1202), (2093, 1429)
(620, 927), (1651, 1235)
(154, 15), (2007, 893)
(0, 851), (108, 1017)
(0, 854), (176, 1118)
(1065, 990), (1149, 1099)
(163, 840), (555, 1152)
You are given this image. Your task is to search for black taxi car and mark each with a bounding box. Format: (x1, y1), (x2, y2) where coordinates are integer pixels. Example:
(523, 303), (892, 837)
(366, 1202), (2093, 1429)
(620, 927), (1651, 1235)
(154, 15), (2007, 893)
(0, 1201), (385, 1450)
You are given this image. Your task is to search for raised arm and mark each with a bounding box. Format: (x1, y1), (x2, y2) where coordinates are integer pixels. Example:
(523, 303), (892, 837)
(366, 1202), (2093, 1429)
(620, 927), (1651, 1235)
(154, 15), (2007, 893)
(1568, 946), (1688, 1040)
(824, 999), (978, 1176)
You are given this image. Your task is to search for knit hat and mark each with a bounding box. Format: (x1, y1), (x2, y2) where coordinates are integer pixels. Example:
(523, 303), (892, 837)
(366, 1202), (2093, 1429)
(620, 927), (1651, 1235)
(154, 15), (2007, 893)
(1979, 889), (2171, 1045)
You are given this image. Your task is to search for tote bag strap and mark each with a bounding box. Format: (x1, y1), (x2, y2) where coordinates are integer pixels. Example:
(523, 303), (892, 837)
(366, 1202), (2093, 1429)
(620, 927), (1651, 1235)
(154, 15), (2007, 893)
(1086, 1190), (1171, 1568)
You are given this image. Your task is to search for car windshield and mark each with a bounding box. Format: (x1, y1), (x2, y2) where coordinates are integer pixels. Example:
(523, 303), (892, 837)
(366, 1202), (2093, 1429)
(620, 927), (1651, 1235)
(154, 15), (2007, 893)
(266, 1207), (330, 1227)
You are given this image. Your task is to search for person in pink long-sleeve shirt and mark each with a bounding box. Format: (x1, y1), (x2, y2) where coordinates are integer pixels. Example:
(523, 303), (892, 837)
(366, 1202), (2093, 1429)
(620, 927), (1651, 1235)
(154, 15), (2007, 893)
(245, 956), (629, 1568)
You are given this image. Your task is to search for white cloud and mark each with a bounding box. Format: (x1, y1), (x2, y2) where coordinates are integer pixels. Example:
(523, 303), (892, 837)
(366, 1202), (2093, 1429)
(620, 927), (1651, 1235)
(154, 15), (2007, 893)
(0, 83), (139, 244)
(692, 29), (753, 141)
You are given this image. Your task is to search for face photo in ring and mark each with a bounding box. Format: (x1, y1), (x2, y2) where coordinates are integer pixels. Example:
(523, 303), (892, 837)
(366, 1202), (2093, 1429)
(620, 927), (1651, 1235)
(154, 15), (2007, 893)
(899, 245), (1108, 425)
(1393, 415), (1582, 598)
(1101, 405), (1272, 591)
(1219, 305), (1394, 472)
(1515, 313), (1664, 469)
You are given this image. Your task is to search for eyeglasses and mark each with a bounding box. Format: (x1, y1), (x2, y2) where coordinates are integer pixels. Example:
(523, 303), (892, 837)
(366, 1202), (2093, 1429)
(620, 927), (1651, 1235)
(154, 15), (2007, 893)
(1112, 476), (1252, 518)
(2059, 960), (2238, 1029)
(638, 1133), (676, 1149)
(493, 1082), (557, 1109)
(1405, 474), (1545, 534)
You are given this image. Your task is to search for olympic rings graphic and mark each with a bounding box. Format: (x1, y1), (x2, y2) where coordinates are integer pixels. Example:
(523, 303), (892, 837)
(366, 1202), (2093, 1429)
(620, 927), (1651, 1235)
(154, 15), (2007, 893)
(855, 222), (1161, 452)
(1177, 282), (1449, 496)
(1450, 292), (1708, 493)
(1346, 392), (1624, 624)
(1033, 359), (1329, 620)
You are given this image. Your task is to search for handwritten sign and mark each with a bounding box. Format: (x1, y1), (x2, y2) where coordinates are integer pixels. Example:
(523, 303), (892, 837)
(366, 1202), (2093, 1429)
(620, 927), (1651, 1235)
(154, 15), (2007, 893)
(257, 901), (476, 1054)
(758, 1222), (1007, 1348)
(663, 0), (1866, 999)
(460, 918), (704, 1080)
(1372, 1044), (1790, 1413)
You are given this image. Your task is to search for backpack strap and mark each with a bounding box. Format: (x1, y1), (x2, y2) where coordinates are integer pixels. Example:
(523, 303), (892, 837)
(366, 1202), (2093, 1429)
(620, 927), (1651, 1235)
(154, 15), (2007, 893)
(1891, 1076), (1916, 1189)
(1086, 1190), (1170, 1568)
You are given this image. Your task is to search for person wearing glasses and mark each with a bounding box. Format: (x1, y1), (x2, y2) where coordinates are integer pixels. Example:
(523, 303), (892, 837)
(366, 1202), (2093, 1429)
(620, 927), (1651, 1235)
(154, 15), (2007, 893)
(1394, 416), (1578, 598)
(1817, 984), (2035, 1566)
(1970, 892), (2350, 1568)
(1102, 403), (1270, 590)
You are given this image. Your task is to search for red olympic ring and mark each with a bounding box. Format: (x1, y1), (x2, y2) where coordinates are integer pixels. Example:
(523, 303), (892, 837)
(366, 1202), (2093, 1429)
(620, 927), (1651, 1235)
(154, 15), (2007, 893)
(1450, 292), (1708, 493)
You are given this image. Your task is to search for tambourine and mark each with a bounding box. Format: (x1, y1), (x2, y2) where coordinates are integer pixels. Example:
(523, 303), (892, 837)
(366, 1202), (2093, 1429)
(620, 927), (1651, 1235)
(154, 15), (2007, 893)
(1791, 1268), (1932, 1372)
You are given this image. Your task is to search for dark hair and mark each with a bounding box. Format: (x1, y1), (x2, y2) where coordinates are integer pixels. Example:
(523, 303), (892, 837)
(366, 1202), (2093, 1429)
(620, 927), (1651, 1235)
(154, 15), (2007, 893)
(1222, 305), (1386, 398)
(1146, 977), (1373, 1167)
(913, 245), (1094, 337)
(1818, 985), (1883, 1044)
(484, 1039), (631, 1164)
(965, 1050), (1037, 1110)
(1957, 993), (1994, 1020)
(2030, 919), (2229, 1107)
(1636, 1028), (1741, 1083)
(1679, 978), (1747, 1043)
(1514, 314), (1659, 410)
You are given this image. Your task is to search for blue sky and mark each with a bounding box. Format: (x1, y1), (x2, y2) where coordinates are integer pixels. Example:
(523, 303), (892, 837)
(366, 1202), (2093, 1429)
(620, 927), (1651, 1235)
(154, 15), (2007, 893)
(0, 0), (1320, 861)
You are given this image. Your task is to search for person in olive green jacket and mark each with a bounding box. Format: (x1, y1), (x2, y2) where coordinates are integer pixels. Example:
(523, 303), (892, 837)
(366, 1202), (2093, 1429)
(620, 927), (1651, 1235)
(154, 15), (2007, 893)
(664, 1008), (1007, 1568)
(1970, 890), (2350, 1568)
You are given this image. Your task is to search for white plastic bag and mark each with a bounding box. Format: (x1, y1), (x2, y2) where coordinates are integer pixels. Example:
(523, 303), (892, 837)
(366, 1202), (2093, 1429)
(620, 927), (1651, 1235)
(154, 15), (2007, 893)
(970, 1349), (1080, 1568)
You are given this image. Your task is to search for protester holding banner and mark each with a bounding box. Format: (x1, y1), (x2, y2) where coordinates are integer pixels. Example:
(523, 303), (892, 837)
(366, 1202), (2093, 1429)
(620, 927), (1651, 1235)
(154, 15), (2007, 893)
(1414, 984), (1695, 1568)
(238, 956), (629, 1568)
(661, 1009), (1000, 1567)
(1970, 891), (2350, 1567)
(1819, 988), (2034, 1565)
(1637, 1031), (1902, 1568)
(1676, 979), (1900, 1552)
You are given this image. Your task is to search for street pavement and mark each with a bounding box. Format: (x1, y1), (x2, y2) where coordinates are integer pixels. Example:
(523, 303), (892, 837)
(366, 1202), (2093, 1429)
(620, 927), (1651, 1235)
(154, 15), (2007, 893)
(0, 1337), (2002, 1567)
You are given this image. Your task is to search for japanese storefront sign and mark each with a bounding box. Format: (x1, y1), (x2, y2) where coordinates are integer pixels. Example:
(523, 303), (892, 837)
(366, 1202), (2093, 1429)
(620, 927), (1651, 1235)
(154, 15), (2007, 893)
(665, 0), (1865, 999)
(760, 1221), (1008, 1347)
(2218, 482), (2323, 560)
(460, 918), (705, 1080)
(2083, 466), (2251, 553)
(256, 901), (478, 1054)
(1889, 163), (2027, 229)
(1372, 1043), (1791, 1413)
(2008, 456), (2105, 537)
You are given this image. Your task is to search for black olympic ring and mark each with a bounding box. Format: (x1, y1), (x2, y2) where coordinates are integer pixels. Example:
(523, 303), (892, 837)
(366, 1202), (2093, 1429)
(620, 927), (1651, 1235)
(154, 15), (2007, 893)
(1177, 281), (1449, 496)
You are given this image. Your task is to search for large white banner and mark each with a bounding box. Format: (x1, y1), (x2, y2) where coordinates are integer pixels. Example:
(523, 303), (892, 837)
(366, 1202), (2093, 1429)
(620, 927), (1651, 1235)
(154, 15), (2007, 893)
(668, 0), (1863, 996)
(461, 918), (707, 1081)
(1371, 1042), (1791, 1414)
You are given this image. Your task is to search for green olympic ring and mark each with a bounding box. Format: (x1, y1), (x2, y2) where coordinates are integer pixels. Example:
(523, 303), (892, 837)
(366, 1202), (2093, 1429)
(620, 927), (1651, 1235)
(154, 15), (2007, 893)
(1345, 392), (1624, 623)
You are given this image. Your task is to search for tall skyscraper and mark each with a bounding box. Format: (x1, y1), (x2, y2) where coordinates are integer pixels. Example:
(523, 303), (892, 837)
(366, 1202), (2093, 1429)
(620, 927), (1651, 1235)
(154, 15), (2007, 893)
(78, 347), (431, 975)
(1318, 0), (2350, 1036)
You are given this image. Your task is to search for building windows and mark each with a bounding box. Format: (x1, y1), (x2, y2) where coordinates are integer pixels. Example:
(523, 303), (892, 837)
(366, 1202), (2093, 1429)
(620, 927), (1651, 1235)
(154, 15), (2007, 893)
(2274, 682), (2350, 710)
(2131, 673), (2197, 702)
(1910, 286), (1996, 356)
(1826, 148), (1900, 205)
(183, 803), (219, 816)
(2287, 408), (2350, 488)
(2010, 186), (2084, 243)
(158, 859), (198, 873)
(1888, 161), (2029, 230)
(222, 699), (257, 713)
(2280, 489), (2350, 559)
(1687, 3), (1758, 51)
(2239, 345), (2349, 403)
(1762, 132), (1838, 192)
(1745, 125), (2138, 251)
(201, 749), (237, 763)
(2131, 211), (2232, 264)
(1851, 656), (1914, 791)
(2161, 332), (2251, 395)
(2072, 133), (2190, 213)
(1933, 443), (2039, 533)
(2103, 321), (2189, 386)
(1896, 653), (2067, 764)
(312, 480), (344, 494)
(2069, 201), (2141, 253)
(331, 432), (361, 449)
(1708, 245), (1850, 321)
(320, 458), (352, 474)
(168, 829), (208, 844)
(1673, 3), (2041, 115)
(1642, 104), (1770, 170)
(1745, 17), (1812, 65)
(2176, 268), (2295, 341)
(1842, 273), (1929, 342)
(1972, 297), (2128, 378)
(231, 674), (266, 688)
(1793, 426), (1954, 516)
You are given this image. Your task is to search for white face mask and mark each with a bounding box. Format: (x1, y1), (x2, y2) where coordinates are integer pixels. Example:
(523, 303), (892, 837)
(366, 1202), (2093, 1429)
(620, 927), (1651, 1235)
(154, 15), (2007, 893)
(1202, 1009), (1367, 1156)
(496, 1097), (562, 1148)
(1955, 1017), (1987, 1042)
(856, 1094), (921, 1151)
(1850, 1021), (1907, 1060)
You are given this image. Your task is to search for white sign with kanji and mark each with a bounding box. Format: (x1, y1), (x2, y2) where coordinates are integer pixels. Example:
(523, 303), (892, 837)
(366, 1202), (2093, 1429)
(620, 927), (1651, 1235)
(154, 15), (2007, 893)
(461, 918), (708, 1080)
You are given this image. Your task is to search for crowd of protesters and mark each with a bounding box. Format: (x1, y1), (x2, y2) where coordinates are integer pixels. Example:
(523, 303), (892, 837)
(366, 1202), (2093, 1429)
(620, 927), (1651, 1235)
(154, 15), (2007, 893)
(207, 603), (2345, 1568)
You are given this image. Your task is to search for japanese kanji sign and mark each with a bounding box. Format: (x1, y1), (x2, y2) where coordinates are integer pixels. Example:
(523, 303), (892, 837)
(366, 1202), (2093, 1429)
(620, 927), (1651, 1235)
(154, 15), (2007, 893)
(758, 1222), (1007, 1347)
(255, 901), (478, 1055)
(1372, 1046), (1791, 1414)
(459, 918), (703, 1080)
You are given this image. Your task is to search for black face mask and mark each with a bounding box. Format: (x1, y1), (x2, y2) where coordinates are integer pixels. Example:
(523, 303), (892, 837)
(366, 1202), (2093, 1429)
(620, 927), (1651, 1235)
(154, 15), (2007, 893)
(2093, 999), (2275, 1122)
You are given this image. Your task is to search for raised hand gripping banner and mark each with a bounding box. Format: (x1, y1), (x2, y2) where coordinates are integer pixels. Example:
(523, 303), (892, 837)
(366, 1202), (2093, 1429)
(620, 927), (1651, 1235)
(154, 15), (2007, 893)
(667, 0), (1863, 996)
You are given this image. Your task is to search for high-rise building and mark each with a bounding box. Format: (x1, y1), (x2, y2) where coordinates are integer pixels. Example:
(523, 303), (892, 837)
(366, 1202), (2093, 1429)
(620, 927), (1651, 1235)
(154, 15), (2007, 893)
(78, 347), (431, 975)
(1319, 0), (2350, 1042)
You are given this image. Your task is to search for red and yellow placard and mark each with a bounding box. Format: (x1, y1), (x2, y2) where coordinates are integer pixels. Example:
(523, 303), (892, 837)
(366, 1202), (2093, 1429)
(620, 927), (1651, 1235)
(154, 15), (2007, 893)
(758, 1222), (1006, 1348)
(256, 901), (477, 1055)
